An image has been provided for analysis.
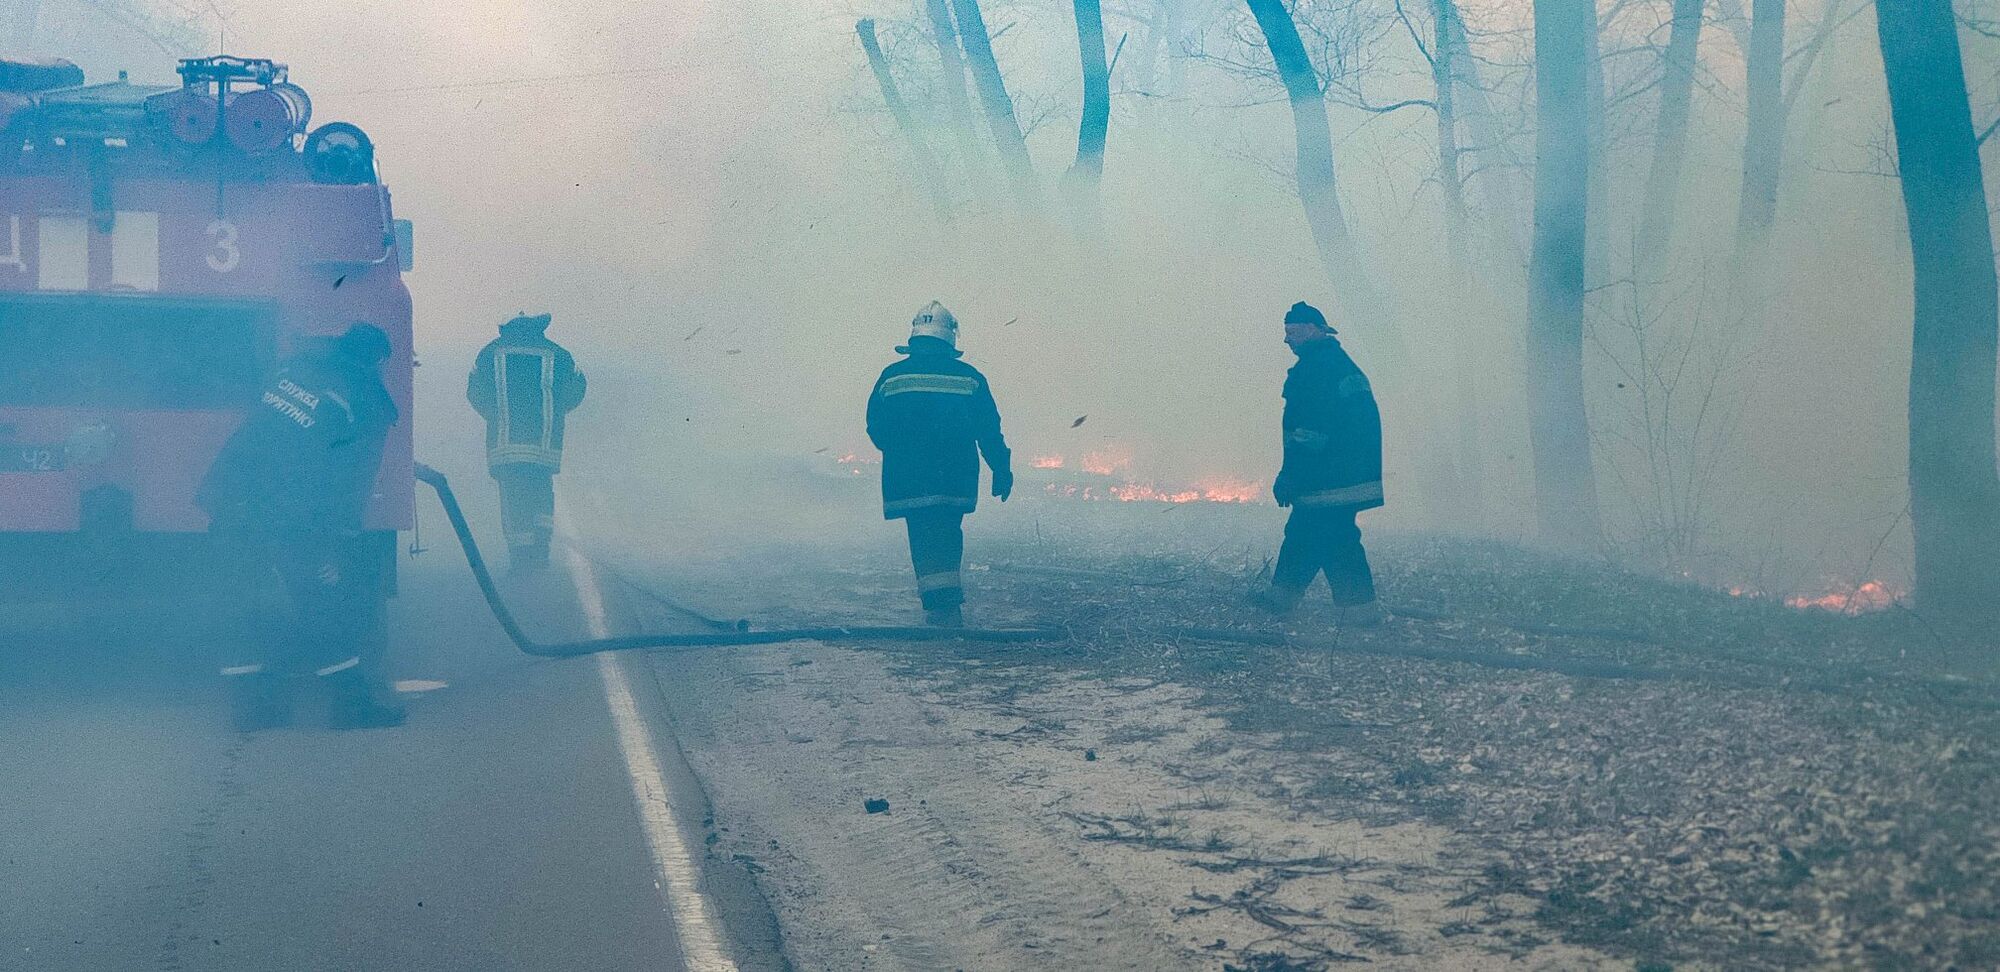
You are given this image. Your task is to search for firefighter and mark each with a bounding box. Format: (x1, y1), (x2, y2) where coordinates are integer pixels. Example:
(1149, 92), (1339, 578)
(199, 323), (405, 731)
(1252, 301), (1386, 627)
(467, 313), (587, 570)
(866, 301), (1013, 627)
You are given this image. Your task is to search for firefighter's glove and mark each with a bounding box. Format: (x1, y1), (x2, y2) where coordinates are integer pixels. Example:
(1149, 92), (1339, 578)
(992, 468), (1014, 502)
(317, 562), (343, 587)
(1272, 476), (1296, 508)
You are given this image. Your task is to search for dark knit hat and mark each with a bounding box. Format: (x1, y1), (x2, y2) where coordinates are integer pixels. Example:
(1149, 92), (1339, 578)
(1284, 301), (1333, 332)
(336, 322), (392, 362)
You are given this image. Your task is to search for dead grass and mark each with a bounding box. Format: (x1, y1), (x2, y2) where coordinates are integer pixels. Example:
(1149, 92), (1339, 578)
(632, 505), (2000, 969)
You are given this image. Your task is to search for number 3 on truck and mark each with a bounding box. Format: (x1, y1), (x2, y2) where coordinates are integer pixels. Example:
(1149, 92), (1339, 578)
(207, 219), (240, 273)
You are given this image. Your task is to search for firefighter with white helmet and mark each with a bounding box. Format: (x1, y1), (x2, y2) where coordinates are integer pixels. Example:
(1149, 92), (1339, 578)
(866, 301), (1013, 626)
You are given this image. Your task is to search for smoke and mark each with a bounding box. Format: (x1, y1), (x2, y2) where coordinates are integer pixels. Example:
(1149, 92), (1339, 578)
(33, 0), (1970, 592)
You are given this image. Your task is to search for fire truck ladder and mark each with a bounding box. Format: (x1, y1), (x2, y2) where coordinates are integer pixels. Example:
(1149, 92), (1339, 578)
(413, 464), (1064, 658)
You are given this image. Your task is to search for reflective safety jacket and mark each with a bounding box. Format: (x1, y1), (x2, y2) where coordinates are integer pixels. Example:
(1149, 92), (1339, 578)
(467, 330), (586, 471)
(1275, 339), (1384, 511)
(865, 340), (1011, 520)
(199, 349), (398, 540)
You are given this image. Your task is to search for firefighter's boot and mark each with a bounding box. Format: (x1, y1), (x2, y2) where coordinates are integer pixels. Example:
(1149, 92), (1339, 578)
(326, 672), (407, 730)
(228, 674), (293, 733)
(925, 605), (965, 628)
(1248, 585), (1306, 616)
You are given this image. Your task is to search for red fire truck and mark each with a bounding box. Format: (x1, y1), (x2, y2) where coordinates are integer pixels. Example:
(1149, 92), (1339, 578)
(0, 55), (413, 602)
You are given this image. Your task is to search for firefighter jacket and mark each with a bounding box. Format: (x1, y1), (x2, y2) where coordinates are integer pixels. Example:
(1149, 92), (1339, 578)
(865, 339), (1011, 520)
(467, 330), (586, 471)
(198, 348), (398, 541)
(1274, 339), (1384, 511)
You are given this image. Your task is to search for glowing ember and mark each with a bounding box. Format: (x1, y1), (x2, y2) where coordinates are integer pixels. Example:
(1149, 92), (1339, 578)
(1042, 475), (1262, 504)
(1031, 455), (1066, 469)
(1196, 478), (1263, 503)
(1110, 482), (1203, 503)
(1785, 580), (1901, 615)
(1080, 447), (1132, 476)
(833, 452), (878, 476)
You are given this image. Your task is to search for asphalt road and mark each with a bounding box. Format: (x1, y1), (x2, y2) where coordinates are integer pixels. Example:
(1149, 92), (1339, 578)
(0, 555), (775, 972)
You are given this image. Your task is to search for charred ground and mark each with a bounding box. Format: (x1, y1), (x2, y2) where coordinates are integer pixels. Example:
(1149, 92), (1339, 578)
(606, 502), (2000, 970)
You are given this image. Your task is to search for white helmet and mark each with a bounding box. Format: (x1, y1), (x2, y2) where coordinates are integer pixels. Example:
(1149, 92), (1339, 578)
(909, 300), (959, 347)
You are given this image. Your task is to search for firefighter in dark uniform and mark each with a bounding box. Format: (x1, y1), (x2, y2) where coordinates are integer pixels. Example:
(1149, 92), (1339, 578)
(866, 301), (1013, 627)
(199, 323), (405, 730)
(467, 313), (587, 570)
(1253, 301), (1386, 627)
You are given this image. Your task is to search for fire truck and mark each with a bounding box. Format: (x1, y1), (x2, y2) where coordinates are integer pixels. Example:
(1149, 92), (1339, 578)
(0, 55), (413, 604)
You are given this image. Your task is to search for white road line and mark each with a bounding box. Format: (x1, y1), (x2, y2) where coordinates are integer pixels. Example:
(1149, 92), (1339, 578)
(563, 530), (738, 972)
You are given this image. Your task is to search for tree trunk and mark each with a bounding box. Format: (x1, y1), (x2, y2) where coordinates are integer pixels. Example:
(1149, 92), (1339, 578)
(1527, 0), (1603, 548)
(1442, 8), (1531, 263)
(1735, 0), (1784, 249)
(1582, 5), (1611, 286)
(949, 0), (1041, 212)
(1634, 0), (1703, 282)
(1064, 0), (1112, 225)
(923, 0), (995, 199)
(1875, 0), (2000, 626)
(856, 19), (954, 226)
(1433, 0), (1487, 525)
(1242, 0), (1387, 328)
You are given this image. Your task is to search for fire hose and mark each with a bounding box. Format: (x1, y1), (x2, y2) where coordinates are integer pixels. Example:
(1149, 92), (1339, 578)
(413, 464), (1066, 658)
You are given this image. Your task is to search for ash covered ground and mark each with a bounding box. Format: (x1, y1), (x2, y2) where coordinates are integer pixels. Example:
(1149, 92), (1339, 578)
(581, 493), (1999, 971)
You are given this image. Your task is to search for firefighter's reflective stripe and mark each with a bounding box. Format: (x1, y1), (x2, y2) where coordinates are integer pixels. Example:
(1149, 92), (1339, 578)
(489, 443), (564, 465)
(490, 347), (561, 467)
(884, 494), (976, 515)
(881, 374), (978, 397)
(315, 656), (361, 677)
(220, 664), (264, 676)
(1294, 480), (1385, 507)
(917, 570), (963, 593)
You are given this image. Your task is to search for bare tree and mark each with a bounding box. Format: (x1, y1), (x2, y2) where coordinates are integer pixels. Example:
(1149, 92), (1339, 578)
(856, 19), (955, 226)
(1439, 8), (1531, 262)
(949, 0), (1042, 212)
(1633, 0), (1704, 282)
(1528, 0), (1604, 548)
(1131, 0), (1191, 95)
(1875, 0), (2000, 626)
(1065, 0), (1113, 224)
(1735, 0), (1784, 250)
(922, 0), (995, 197)
(1424, 0), (1489, 524)
(1242, 0), (1388, 327)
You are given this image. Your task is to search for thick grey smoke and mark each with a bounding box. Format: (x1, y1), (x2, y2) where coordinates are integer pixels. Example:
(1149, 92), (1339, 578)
(36, 0), (1977, 596)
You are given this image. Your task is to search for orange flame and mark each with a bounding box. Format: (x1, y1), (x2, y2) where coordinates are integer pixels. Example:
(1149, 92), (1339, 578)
(1785, 580), (1900, 615)
(1031, 455), (1066, 470)
(1080, 447), (1132, 477)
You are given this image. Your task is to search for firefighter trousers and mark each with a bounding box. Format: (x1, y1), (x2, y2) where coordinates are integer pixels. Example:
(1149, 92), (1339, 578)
(1273, 506), (1378, 606)
(492, 462), (557, 567)
(904, 510), (966, 610)
(219, 532), (389, 716)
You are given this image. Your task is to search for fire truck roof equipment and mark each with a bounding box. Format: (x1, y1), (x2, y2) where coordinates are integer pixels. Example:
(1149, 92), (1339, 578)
(303, 122), (375, 184)
(0, 56), (84, 93)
